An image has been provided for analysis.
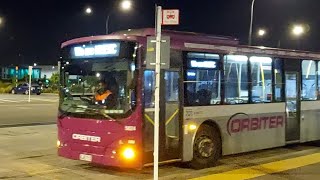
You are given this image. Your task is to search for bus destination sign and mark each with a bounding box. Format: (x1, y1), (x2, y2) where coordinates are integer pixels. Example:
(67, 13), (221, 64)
(71, 42), (120, 59)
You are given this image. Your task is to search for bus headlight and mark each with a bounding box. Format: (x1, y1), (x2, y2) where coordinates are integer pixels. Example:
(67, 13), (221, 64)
(122, 147), (135, 160)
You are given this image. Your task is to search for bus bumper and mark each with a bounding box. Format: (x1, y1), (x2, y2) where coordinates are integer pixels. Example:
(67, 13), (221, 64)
(58, 145), (142, 169)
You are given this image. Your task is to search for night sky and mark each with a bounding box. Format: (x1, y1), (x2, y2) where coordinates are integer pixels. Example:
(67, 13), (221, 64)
(0, 0), (319, 66)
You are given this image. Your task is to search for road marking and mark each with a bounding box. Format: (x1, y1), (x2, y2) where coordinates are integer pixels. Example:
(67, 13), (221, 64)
(0, 103), (56, 107)
(0, 122), (56, 128)
(191, 153), (320, 180)
(28, 98), (58, 102)
(0, 99), (19, 103)
(17, 107), (32, 109)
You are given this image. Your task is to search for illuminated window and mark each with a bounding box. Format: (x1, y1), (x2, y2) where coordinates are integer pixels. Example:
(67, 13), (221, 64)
(302, 60), (316, 100)
(318, 62), (320, 99)
(224, 55), (248, 104)
(250, 56), (272, 103)
(274, 58), (284, 102)
(184, 53), (221, 106)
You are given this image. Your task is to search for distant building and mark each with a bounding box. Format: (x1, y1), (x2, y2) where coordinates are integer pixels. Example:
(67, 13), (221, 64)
(1, 65), (58, 80)
(36, 65), (58, 79)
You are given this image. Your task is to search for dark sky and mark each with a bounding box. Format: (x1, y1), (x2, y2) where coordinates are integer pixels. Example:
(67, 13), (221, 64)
(0, 0), (319, 65)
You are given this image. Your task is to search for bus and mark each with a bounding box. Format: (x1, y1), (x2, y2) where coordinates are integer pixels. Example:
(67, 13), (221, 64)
(57, 28), (320, 169)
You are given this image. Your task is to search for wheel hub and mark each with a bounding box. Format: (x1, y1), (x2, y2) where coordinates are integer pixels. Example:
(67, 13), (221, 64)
(197, 136), (214, 158)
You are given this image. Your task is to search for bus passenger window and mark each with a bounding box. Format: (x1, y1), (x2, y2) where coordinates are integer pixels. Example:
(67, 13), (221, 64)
(274, 58), (284, 102)
(184, 52), (221, 106)
(250, 56), (272, 103)
(224, 55), (248, 104)
(318, 62), (320, 99)
(302, 60), (316, 100)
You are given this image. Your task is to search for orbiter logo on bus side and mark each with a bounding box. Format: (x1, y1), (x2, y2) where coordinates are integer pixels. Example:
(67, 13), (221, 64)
(227, 113), (285, 136)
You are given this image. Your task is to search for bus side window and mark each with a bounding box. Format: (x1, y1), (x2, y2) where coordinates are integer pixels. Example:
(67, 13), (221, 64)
(274, 58), (284, 102)
(250, 56), (272, 103)
(318, 62), (320, 99)
(302, 60), (317, 100)
(224, 55), (249, 104)
(184, 52), (221, 106)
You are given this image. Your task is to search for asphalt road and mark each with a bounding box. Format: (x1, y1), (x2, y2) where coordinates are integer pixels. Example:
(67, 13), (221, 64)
(1, 94), (320, 179)
(0, 94), (58, 127)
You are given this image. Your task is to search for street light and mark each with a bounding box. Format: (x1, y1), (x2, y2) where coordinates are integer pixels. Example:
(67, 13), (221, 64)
(33, 63), (37, 67)
(121, 0), (132, 11)
(85, 7), (92, 15)
(292, 25), (304, 36)
(106, 0), (132, 34)
(257, 28), (266, 37)
(0, 17), (4, 26)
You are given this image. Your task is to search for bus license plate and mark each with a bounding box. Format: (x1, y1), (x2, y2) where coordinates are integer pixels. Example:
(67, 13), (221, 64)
(79, 154), (92, 162)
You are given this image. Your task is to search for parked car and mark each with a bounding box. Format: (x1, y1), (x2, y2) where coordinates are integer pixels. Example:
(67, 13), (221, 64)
(11, 83), (41, 95)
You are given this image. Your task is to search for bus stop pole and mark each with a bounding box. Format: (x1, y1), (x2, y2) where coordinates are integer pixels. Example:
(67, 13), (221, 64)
(28, 66), (32, 102)
(154, 5), (162, 180)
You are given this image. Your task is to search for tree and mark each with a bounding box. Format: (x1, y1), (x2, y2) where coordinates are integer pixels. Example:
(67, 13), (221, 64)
(50, 73), (59, 90)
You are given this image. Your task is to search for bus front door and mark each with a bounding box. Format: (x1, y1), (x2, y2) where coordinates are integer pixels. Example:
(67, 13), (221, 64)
(285, 73), (300, 143)
(161, 71), (181, 160)
(143, 70), (181, 164)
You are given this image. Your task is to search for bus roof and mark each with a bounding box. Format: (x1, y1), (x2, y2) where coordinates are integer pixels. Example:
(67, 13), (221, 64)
(112, 28), (240, 45)
(61, 28), (320, 59)
(61, 28), (239, 48)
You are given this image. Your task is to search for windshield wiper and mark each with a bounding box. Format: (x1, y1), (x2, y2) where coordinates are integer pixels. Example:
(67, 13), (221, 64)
(84, 107), (117, 121)
(60, 105), (118, 121)
(58, 104), (78, 119)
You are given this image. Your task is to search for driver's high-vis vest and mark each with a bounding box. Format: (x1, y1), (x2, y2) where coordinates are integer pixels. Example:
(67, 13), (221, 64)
(95, 90), (112, 102)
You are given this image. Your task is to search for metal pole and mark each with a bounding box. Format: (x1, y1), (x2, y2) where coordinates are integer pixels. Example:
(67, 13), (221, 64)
(57, 61), (61, 74)
(106, 13), (110, 34)
(154, 5), (162, 180)
(248, 0), (256, 46)
(28, 66), (32, 102)
(15, 66), (18, 87)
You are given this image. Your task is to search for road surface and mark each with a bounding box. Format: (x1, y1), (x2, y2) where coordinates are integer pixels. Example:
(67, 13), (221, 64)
(1, 94), (320, 179)
(1, 125), (320, 179)
(0, 94), (58, 127)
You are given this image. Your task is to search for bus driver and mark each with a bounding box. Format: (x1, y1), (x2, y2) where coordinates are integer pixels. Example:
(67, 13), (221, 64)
(94, 77), (117, 109)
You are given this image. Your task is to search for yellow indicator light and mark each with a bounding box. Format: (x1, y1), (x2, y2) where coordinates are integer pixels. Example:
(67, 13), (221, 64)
(189, 124), (197, 131)
(122, 147), (135, 160)
(57, 140), (61, 148)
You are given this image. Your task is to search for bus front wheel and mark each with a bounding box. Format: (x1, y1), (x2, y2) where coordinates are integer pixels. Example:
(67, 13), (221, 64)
(190, 124), (221, 169)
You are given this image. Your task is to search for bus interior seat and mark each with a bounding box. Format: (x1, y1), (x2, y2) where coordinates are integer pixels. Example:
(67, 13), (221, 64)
(197, 89), (212, 105)
(186, 90), (197, 105)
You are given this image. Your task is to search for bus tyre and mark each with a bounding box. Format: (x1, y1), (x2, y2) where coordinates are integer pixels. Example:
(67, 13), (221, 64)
(190, 124), (221, 169)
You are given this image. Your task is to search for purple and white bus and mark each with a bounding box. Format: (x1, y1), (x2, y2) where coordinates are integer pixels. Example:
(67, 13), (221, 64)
(57, 28), (320, 169)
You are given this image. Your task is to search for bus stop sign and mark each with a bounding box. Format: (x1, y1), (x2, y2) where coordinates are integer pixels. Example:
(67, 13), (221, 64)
(162, 9), (179, 25)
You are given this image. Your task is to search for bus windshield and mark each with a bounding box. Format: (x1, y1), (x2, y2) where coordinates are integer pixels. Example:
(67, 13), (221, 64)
(59, 41), (137, 120)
